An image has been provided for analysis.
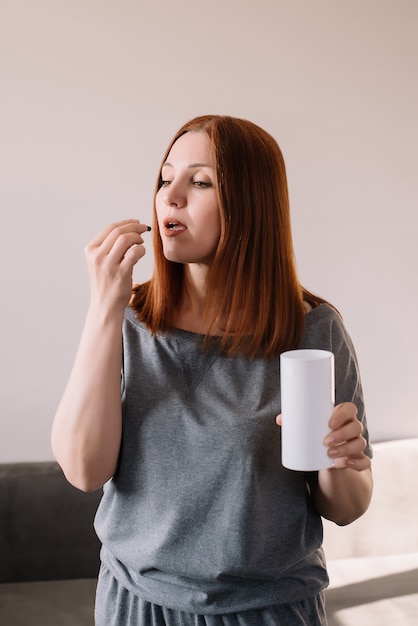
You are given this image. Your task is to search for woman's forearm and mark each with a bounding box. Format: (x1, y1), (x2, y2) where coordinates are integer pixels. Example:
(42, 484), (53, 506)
(315, 466), (373, 525)
(51, 307), (124, 492)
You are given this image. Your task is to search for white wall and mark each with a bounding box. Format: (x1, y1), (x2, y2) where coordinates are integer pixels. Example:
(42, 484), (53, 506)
(1, 0), (417, 461)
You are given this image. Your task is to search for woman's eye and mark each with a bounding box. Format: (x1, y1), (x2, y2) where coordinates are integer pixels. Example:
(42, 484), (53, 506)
(160, 178), (212, 189)
(193, 181), (211, 188)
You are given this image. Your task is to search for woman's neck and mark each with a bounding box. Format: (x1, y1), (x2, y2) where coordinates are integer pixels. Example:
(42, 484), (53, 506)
(172, 264), (223, 334)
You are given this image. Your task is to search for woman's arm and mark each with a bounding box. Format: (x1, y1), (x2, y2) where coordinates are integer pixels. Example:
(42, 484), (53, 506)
(51, 219), (150, 492)
(315, 402), (373, 525)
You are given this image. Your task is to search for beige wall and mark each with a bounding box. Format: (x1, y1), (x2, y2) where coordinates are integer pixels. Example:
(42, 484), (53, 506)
(1, 0), (417, 461)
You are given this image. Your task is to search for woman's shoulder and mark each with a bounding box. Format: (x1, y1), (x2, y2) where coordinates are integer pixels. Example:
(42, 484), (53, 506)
(305, 301), (341, 324)
(302, 302), (357, 360)
(303, 302), (344, 342)
(124, 304), (150, 334)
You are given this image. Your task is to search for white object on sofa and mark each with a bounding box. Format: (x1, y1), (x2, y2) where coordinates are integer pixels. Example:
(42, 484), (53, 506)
(323, 438), (418, 625)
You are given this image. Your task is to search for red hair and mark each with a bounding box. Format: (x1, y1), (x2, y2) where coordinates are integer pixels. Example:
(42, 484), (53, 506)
(131, 115), (324, 358)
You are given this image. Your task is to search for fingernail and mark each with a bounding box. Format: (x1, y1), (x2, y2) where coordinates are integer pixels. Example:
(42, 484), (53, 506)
(146, 225), (152, 231)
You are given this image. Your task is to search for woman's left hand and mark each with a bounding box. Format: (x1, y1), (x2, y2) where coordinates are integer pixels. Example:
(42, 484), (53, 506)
(322, 402), (371, 471)
(276, 402), (371, 472)
(276, 402), (372, 522)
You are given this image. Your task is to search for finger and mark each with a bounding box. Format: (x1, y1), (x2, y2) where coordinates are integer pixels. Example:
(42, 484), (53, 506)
(333, 453), (371, 472)
(328, 402), (358, 430)
(106, 232), (146, 264)
(102, 224), (150, 258)
(87, 220), (150, 257)
(346, 454), (372, 471)
(275, 414), (282, 426)
(87, 219), (141, 249)
(328, 436), (367, 460)
(87, 229), (151, 274)
(121, 241), (147, 268)
(324, 418), (363, 448)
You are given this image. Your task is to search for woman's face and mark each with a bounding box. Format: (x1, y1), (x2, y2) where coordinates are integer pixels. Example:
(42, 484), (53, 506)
(155, 131), (221, 266)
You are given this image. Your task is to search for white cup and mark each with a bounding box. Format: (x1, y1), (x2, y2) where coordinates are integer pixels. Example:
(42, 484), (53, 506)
(280, 349), (335, 471)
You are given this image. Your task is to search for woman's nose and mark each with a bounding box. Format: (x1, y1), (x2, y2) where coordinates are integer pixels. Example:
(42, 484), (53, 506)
(163, 180), (186, 208)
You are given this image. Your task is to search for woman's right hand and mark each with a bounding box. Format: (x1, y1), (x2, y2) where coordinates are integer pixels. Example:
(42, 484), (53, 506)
(85, 219), (151, 315)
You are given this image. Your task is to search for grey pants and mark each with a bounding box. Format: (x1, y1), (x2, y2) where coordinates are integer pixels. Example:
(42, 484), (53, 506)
(95, 565), (328, 626)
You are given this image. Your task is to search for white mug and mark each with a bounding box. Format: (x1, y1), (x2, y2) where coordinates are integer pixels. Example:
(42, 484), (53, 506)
(280, 349), (335, 471)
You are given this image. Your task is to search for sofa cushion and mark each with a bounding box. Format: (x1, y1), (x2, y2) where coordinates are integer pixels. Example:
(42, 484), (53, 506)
(0, 578), (96, 626)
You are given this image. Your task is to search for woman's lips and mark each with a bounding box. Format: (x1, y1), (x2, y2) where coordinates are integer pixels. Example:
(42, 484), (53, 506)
(163, 219), (187, 236)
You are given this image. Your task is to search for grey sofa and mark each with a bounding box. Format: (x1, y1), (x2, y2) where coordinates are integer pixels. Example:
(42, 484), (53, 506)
(0, 461), (101, 625)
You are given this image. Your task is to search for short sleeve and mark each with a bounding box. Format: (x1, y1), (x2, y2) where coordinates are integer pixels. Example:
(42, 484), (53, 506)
(303, 305), (372, 459)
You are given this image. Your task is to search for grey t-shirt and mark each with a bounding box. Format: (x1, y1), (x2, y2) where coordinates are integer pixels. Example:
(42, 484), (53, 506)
(94, 304), (371, 614)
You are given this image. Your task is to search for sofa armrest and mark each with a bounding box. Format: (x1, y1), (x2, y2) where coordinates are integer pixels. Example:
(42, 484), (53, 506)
(323, 438), (418, 560)
(0, 461), (102, 583)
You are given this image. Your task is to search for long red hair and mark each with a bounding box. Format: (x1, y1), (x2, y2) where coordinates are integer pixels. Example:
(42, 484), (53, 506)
(131, 115), (324, 358)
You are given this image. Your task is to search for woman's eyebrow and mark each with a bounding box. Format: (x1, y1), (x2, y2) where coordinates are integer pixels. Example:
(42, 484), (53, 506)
(187, 162), (214, 169)
(162, 161), (214, 169)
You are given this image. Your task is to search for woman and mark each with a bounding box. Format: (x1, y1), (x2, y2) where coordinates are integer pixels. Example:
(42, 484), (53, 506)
(52, 115), (373, 625)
